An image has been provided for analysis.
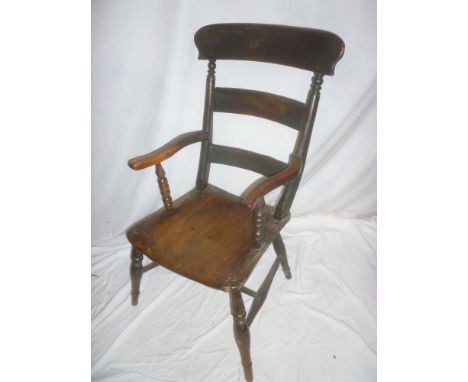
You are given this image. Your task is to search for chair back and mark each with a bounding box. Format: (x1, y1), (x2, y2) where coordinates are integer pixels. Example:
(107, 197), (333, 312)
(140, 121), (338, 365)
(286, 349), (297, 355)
(194, 23), (345, 219)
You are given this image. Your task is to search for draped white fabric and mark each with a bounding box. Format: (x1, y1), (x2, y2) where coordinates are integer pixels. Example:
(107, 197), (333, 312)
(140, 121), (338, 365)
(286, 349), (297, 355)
(92, 0), (376, 381)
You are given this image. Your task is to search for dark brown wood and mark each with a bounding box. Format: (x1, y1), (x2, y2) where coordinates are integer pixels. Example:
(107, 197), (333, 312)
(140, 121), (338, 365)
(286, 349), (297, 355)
(128, 130), (207, 170)
(142, 261), (159, 273)
(213, 87), (305, 130)
(246, 258), (280, 327)
(254, 198), (266, 249)
(155, 163), (173, 210)
(195, 23), (344, 75)
(230, 289), (253, 382)
(196, 60), (216, 191)
(126, 185), (288, 290)
(294, 73), (324, 156)
(241, 154), (302, 208)
(126, 23), (345, 382)
(222, 205), (291, 292)
(209, 144), (287, 176)
(274, 73), (324, 220)
(130, 246), (143, 306)
(240, 286), (257, 298)
(273, 234), (292, 279)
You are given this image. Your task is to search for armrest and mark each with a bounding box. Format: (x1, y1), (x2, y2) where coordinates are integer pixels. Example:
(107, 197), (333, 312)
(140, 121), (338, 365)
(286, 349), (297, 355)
(241, 154), (302, 208)
(128, 130), (207, 170)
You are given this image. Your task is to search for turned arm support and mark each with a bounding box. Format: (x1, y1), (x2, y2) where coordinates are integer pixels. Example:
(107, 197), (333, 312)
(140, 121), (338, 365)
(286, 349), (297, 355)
(127, 130), (207, 170)
(240, 154), (302, 209)
(128, 130), (206, 211)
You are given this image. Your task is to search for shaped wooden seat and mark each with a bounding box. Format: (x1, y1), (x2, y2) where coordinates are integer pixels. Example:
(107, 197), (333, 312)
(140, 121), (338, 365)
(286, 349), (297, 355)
(127, 185), (287, 290)
(125, 23), (345, 382)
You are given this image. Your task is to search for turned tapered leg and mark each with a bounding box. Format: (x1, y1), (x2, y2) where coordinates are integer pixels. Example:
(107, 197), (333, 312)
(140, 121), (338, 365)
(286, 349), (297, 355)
(130, 246), (143, 306)
(230, 289), (253, 382)
(273, 234), (292, 279)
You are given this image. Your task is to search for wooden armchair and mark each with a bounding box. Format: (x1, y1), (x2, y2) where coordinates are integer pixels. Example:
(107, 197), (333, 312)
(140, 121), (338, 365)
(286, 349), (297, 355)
(126, 23), (344, 381)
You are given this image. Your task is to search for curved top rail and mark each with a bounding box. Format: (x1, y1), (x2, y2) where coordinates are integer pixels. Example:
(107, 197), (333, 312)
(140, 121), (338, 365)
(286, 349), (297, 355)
(195, 23), (345, 75)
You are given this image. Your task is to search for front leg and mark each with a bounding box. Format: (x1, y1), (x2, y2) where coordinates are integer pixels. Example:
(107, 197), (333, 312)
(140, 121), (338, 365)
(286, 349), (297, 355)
(230, 288), (253, 381)
(130, 246), (143, 306)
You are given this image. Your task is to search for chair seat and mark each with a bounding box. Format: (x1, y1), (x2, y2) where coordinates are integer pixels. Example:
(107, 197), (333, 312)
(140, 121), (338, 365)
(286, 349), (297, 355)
(126, 185), (284, 290)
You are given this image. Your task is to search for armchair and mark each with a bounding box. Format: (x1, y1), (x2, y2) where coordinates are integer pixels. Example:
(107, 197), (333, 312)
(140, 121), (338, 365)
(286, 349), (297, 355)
(125, 23), (344, 381)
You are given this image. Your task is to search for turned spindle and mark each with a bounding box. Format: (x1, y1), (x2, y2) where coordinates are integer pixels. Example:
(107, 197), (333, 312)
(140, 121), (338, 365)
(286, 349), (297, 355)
(254, 198), (266, 249)
(230, 289), (253, 382)
(155, 163), (173, 210)
(196, 59), (216, 191)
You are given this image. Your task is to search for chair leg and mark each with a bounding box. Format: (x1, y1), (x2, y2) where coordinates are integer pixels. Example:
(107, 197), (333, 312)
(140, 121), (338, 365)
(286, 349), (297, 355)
(273, 234), (292, 279)
(229, 289), (253, 382)
(130, 246), (143, 306)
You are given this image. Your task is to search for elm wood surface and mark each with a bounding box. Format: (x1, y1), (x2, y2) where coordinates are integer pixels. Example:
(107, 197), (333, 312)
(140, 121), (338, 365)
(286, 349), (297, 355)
(125, 23), (344, 381)
(126, 185), (288, 290)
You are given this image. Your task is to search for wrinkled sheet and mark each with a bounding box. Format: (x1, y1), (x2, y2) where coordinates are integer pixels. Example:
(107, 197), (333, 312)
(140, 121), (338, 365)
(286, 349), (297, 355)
(92, 216), (376, 381)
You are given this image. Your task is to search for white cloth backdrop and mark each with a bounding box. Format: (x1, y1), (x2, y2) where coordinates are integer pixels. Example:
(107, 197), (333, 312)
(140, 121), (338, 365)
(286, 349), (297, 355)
(92, 0), (376, 381)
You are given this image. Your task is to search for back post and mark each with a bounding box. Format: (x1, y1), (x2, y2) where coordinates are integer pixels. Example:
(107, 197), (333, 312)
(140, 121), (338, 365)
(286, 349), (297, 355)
(274, 72), (324, 220)
(196, 59), (216, 191)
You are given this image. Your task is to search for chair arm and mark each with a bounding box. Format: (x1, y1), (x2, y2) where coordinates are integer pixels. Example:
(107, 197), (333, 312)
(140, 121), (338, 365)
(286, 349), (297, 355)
(128, 130), (207, 170)
(240, 154), (302, 208)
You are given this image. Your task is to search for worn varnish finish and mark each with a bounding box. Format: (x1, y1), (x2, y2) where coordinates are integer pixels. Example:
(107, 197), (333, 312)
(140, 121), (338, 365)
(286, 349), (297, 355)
(125, 23), (344, 381)
(241, 153), (302, 208)
(195, 23), (344, 74)
(209, 144), (287, 177)
(213, 87), (306, 130)
(128, 130), (206, 170)
(127, 185), (286, 289)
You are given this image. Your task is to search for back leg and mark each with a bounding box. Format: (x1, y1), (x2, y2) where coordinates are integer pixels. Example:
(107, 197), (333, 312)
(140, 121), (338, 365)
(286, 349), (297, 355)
(273, 234), (292, 279)
(130, 246), (143, 305)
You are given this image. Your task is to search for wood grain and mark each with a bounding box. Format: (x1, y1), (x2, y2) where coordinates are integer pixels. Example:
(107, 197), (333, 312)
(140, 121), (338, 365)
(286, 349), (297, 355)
(128, 130), (207, 170)
(213, 87), (305, 130)
(126, 185), (288, 290)
(126, 23), (345, 382)
(209, 144), (287, 176)
(195, 23), (344, 75)
(241, 154), (302, 208)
